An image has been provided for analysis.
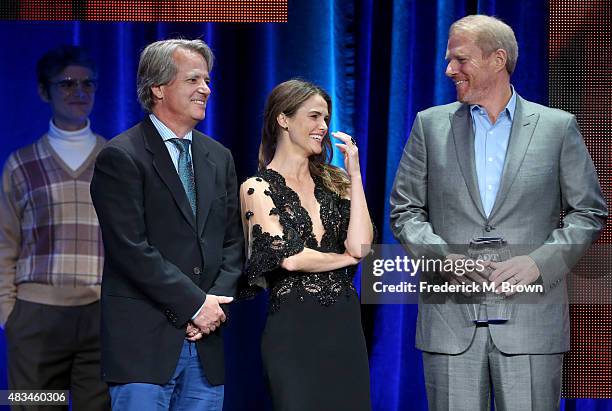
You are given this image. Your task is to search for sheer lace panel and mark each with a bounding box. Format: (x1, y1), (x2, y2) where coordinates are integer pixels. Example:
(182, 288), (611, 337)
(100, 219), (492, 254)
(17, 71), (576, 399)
(238, 169), (357, 310)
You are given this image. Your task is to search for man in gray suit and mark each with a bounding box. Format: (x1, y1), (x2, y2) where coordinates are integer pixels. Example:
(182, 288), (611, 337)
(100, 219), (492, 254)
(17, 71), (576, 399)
(390, 15), (607, 410)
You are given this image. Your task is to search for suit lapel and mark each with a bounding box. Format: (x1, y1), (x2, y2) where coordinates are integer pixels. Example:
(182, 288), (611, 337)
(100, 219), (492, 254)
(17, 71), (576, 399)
(450, 105), (486, 218)
(142, 118), (197, 230)
(191, 131), (217, 237)
(488, 96), (539, 218)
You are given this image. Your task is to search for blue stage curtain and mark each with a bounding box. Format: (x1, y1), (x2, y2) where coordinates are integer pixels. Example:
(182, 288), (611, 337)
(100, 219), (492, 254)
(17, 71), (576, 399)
(0, 1), (609, 410)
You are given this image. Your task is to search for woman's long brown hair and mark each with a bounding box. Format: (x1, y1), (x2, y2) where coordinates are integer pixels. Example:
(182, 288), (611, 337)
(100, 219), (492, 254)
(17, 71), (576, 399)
(258, 79), (350, 197)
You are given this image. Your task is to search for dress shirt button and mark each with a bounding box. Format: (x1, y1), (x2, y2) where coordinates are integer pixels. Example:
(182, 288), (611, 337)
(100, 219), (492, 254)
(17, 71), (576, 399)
(487, 185), (493, 190)
(488, 157), (493, 162)
(193, 267), (201, 275)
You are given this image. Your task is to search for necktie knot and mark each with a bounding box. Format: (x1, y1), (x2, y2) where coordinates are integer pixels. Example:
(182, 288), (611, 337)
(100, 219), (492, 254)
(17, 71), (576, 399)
(169, 138), (191, 153)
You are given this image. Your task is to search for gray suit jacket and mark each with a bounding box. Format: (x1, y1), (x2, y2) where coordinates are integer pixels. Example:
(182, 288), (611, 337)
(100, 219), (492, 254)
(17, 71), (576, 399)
(390, 95), (607, 354)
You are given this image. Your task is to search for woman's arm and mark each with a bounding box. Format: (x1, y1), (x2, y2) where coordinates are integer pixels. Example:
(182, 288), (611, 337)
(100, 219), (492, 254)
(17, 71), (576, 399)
(240, 178), (358, 277)
(332, 132), (374, 258)
(281, 248), (358, 272)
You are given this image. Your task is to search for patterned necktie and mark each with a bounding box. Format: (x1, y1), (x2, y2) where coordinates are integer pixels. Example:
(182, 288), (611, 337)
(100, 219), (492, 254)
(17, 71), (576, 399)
(169, 138), (197, 215)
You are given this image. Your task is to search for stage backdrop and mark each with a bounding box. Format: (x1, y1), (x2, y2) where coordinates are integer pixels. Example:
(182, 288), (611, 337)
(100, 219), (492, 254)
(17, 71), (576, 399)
(0, 0), (609, 410)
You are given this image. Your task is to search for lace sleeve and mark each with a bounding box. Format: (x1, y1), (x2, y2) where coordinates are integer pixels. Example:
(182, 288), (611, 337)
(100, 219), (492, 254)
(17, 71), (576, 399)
(237, 178), (304, 298)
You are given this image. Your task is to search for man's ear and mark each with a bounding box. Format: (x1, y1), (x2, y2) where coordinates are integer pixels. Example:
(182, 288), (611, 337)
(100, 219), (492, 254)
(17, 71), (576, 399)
(493, 48), (508, 73)
(277, 113), (288, 130)
(38, 83), (50, 102)
(151, 85), (164, 100)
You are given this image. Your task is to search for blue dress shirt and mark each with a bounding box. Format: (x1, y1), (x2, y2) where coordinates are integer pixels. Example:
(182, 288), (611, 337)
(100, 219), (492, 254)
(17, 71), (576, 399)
(470, 88), (517, 217)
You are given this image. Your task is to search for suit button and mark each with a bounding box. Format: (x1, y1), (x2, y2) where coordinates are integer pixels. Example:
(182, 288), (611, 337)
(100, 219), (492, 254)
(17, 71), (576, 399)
(193, 267), (201, 275)
(484, 225), (494, 232)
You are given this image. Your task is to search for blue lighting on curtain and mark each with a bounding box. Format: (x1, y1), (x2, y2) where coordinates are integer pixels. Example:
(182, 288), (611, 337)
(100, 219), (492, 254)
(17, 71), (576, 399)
(370, 4), (429, 410)
(155, 22), (168, 40)
(116, 23), (130, 132)
(328, 0), (344, 169)
(72, 20), (80, 44)
(265, 24), (277, 94)
(202, 22), (215, 138)
(433, 0), (467, 105)
(478, 0), (497, 16)
(382, 0), (411, 244)
(354, 0), (373, 183)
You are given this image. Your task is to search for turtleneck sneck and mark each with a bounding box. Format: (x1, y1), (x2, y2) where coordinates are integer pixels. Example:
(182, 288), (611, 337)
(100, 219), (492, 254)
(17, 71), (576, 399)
(47, 119), (97, 171)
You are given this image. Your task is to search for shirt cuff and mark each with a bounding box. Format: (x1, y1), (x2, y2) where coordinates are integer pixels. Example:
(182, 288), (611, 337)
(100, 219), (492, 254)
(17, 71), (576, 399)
(191, 301), (205, 320)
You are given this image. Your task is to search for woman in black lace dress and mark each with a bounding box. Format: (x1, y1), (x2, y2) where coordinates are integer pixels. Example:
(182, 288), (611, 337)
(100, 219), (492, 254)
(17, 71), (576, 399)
(240, 79), (374, 410)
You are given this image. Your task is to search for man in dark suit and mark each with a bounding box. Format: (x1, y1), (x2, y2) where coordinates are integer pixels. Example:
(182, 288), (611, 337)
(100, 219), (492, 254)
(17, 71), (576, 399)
(90, 39), (243, 410)
(390, 15), (607, 410)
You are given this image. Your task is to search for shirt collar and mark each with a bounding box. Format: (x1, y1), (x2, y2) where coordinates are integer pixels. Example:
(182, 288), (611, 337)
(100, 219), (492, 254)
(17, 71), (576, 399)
(470, 85), (517, 122)
(149, 114), (193, 142)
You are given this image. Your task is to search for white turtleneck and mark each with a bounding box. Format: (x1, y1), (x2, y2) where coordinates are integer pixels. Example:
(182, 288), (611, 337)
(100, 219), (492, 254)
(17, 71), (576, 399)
(47, 119), (97, 171)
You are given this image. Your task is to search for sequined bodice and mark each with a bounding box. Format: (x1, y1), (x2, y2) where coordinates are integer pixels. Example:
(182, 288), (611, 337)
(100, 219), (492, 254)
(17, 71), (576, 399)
(243, 169), (356, 311)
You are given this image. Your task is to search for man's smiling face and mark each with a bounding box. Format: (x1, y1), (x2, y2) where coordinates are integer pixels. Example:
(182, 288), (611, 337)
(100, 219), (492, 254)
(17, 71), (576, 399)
(445, 31), (499, 106)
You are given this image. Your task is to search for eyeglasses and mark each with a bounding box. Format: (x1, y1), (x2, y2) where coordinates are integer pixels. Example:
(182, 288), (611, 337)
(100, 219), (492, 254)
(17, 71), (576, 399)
(50, 78), (98, 94)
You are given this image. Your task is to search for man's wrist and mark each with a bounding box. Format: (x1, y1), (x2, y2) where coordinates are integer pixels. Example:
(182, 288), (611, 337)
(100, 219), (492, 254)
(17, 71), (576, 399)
(191, 299), (206, 320)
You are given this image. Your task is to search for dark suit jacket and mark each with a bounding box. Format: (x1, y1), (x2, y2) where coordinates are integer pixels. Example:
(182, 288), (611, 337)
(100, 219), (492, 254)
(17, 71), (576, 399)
(90, 117), (243, 385)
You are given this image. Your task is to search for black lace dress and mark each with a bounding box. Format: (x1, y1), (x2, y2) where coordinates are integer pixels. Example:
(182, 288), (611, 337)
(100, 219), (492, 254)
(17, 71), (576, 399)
(240, 169), (371, 411)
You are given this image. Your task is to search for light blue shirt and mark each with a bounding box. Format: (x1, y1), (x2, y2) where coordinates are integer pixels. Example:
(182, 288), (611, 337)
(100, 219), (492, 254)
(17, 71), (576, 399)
(149, 114), (204, 320)
(149, 114), (193, 173)
(470, 88), (517, 217)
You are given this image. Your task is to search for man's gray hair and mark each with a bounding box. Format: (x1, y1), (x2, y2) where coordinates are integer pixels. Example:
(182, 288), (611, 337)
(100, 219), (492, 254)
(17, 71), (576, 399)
(137, 39), (214, 112)
(450, 15), (518, 75)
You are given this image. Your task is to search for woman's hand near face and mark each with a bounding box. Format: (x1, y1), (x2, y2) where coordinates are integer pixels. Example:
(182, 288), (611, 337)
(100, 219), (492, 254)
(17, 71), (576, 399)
(332, 131), (361, 178)
(333, 131), (374, 257)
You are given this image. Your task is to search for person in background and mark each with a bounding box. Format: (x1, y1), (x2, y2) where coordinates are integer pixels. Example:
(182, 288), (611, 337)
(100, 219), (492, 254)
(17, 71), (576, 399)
(0, 45), (110, 410)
